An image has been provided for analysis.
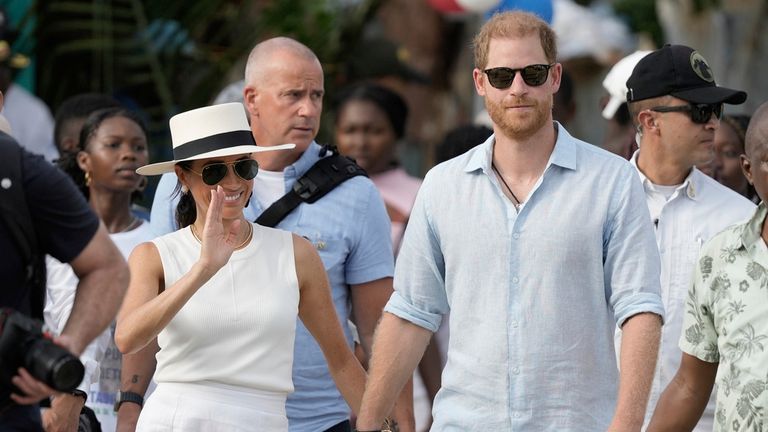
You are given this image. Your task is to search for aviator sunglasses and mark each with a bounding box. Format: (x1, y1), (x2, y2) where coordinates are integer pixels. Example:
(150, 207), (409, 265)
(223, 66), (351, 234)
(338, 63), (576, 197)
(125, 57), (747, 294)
(483, 64), (554, 89)
(650, 103), (723, 125)
(187, 159), (259, 185)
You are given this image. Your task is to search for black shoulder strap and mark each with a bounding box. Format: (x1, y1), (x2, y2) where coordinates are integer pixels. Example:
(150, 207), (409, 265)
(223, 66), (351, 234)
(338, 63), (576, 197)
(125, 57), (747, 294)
(0, 134), (46, 318)
(256, 149), (367, 228)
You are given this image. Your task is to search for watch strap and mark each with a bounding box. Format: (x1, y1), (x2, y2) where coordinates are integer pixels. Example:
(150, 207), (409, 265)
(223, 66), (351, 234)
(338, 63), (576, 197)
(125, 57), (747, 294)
(114, 390), (144, 412)
(70, 389), (88, 401)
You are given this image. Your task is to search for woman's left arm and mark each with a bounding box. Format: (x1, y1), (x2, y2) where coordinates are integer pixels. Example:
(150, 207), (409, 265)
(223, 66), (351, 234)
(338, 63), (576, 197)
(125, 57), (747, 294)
(294, 235), (367, 414)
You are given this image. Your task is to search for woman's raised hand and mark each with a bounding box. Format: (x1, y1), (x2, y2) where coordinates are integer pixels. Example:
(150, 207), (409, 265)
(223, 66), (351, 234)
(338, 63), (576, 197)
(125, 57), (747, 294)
(198, 185), (242, 271)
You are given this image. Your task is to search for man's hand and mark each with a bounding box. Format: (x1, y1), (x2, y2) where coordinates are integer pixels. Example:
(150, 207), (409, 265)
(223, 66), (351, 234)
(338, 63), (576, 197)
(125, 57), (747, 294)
(41, 394), (84, 432)
(10, 334), (81, 406)
(10, 368), (59, 405)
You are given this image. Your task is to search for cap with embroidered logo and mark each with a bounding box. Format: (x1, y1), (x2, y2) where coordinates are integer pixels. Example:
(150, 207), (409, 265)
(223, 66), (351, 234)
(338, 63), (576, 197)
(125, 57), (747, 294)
(625, 44), (746, 105)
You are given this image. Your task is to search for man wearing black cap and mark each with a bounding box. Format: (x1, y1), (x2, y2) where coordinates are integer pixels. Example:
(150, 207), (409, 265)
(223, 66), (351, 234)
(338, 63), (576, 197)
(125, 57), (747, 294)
(621, 44), (756, 430)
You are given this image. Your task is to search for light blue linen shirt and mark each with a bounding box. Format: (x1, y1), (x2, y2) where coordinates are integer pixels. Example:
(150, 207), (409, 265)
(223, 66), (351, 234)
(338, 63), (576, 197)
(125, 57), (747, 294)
(385, 124), (664, 431)
(150, 142), (394, 431)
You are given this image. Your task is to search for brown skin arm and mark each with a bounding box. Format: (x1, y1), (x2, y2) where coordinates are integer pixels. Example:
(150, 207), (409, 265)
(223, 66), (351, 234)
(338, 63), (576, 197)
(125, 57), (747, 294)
(115, 339), (159, 432)
(647, 353), (718, 432)
(351, 278), (415, 431)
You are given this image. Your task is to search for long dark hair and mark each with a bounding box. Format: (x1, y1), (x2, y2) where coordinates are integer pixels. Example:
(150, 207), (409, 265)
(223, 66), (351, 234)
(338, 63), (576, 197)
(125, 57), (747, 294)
(57, 107), (147, 201)
(174, 161), (196, 228)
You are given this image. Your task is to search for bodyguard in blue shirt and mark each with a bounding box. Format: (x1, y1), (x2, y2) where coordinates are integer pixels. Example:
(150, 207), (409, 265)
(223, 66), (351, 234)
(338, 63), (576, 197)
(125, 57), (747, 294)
(357, 11), (665, 431)
(118, 38), (413, 432)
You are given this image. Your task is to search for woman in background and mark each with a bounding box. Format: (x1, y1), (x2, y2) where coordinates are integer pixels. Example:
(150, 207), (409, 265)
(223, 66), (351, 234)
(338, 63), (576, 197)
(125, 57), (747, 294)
(333, 83), (420, 253)
(45, 107), (154, 431)
(334, 83), (442, 431)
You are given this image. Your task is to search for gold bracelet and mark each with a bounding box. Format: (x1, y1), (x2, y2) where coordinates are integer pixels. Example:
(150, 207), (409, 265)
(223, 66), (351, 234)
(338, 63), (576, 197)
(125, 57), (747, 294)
(382, 418), (399, 432)
(355, 418), (398, 432)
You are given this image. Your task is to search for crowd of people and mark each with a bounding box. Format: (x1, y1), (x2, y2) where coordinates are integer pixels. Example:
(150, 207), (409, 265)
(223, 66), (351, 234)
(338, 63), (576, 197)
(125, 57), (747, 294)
(1, 9), (767, 432)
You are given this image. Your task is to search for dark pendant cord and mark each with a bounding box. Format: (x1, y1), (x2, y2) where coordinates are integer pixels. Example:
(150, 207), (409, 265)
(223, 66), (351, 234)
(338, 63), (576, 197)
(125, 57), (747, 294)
(491, 161), (523, 207)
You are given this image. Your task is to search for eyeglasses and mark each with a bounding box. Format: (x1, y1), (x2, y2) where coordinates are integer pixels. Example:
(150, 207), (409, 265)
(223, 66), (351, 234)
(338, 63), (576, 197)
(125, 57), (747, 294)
(483, 64), (554, 89)
(187, 159), (259, 185)
(650, 103), (723, 125)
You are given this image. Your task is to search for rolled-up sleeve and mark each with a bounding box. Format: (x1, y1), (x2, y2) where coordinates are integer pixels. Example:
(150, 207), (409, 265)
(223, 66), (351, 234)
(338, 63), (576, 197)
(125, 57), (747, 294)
(384, 173), (449, 333)
(605, 165), (665, 327)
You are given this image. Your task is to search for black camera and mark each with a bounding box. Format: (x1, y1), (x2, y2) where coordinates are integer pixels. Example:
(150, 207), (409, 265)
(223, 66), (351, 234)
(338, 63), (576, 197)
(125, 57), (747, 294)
(0, 308), (84, 399)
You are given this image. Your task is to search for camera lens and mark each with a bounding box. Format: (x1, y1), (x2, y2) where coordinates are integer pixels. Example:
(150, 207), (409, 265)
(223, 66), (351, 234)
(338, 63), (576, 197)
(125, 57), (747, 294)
(25, 339), (84, 392)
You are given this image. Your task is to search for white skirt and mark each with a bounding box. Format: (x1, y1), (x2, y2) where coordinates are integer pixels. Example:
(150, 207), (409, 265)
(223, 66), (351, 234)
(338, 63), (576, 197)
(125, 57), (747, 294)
(136, 381), (288, 432)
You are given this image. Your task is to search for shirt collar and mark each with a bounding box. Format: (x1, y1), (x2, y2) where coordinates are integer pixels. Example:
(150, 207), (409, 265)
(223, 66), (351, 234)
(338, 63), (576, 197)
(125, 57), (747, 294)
(284, 141), (323, 178)
(463, 122), (578, 174)
(629, 150), (701, 201)
(740, 202), (767, 250)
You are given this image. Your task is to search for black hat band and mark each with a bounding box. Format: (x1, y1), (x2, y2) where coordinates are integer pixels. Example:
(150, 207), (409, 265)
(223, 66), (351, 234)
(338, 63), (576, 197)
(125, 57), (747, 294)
(173, 130), (255, 160)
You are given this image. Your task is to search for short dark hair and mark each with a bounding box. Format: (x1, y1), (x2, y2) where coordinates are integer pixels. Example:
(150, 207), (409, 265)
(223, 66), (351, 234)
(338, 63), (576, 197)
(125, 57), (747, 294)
(436, 124), (493, 163)
(57, 107), (147, 200)
(53, 93), (121, 147)
(333, 83), (408, 139)
(722, 114), (750, 150)
(77, 108), (147, 151)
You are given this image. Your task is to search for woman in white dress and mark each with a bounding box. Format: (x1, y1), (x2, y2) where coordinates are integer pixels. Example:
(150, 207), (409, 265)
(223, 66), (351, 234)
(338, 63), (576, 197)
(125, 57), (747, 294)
(43, 107), (154, 431)
(114, 103), (366, 431)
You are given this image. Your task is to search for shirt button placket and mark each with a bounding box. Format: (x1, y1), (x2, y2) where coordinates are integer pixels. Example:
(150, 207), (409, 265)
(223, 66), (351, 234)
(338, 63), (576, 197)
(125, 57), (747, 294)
(509, 226), (524, 426)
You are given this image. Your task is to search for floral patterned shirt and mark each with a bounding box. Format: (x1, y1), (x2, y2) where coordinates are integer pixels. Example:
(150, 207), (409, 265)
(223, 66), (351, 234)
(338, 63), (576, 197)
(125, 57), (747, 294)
(681, 202), (768, 431)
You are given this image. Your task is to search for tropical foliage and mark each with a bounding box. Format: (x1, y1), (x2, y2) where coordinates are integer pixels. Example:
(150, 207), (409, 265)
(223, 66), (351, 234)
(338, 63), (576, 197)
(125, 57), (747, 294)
(28, 0), (381, 149)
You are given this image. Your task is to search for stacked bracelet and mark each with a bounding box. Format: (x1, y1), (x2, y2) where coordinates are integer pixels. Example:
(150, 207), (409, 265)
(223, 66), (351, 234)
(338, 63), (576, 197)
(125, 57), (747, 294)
(354, 418), (398, 432)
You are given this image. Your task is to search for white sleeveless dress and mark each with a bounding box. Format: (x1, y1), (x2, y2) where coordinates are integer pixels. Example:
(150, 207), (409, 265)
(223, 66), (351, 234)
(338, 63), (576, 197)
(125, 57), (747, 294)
(137, 223), (299, 432)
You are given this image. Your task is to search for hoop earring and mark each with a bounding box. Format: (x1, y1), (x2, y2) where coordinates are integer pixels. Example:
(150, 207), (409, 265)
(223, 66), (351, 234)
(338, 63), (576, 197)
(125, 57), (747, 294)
(85, 171), (92, 187)
(137, 176), (148, 192)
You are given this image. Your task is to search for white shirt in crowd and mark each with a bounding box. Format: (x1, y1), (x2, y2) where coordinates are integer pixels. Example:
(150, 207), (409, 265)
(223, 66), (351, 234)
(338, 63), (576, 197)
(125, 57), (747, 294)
(615, 152), (755, 431)
(3, 83), (58, 162)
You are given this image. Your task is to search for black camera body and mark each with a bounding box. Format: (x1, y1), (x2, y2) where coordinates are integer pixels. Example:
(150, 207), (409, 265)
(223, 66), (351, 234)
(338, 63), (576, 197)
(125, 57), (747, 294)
(0, 308), (84, 404)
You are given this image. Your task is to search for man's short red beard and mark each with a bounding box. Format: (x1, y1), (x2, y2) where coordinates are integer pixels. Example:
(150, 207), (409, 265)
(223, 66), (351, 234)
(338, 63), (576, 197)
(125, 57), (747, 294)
(485, 95), (551, 141)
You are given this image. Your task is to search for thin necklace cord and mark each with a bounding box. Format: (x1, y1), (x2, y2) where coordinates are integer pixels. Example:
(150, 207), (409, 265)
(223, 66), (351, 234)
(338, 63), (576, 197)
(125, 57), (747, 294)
(491, 161), (523, 208)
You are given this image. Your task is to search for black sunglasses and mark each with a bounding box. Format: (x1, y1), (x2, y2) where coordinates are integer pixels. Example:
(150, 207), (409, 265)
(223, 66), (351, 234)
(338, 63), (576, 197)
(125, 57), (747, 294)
(650, 103), (723, 125)
(483, 64), (554, 89)
(187, 159), (259, 186)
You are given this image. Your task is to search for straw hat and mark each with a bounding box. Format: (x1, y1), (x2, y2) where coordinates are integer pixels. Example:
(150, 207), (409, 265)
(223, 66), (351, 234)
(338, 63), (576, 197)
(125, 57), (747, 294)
(137, 103), (294, 175)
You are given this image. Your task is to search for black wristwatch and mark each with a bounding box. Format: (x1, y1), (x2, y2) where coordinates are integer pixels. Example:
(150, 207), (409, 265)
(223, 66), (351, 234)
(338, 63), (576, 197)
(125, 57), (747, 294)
(70, 389), (88, 402)
(113, 390), (144, 412)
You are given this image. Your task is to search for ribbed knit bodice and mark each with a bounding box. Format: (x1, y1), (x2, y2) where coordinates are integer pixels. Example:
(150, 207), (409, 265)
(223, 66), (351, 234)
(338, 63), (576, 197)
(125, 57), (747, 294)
(152, 223), (299, 394)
